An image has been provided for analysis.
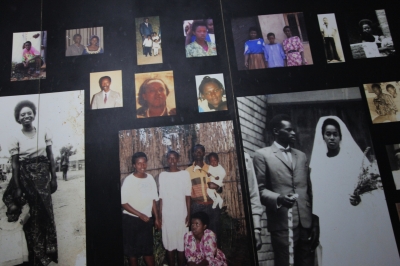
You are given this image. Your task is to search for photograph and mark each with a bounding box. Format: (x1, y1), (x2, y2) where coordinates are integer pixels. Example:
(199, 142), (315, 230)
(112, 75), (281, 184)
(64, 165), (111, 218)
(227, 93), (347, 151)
(385, 143), (400, 190)
(346, 9), (395, 59)
(136, 16), (163, 65)
(317, 13), (345, 63)
(134, 71), (176, 118)
(362, 81), (400, 123)
(195, 73), (227, 112)
(0, 91), (85, 266)
(90, 70), (123, 110)
(231, 12), (313, 71)
(236, 88), (399, 266)
(11, 31), (47, 81)
(184, 19), (217, 58)
(119, 121), (250, 266)
(65, 27), (104, 56)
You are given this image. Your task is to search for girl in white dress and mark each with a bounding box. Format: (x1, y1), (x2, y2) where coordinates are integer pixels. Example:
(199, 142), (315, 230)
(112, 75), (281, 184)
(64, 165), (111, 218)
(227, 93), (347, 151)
(159, 151), (191, 266)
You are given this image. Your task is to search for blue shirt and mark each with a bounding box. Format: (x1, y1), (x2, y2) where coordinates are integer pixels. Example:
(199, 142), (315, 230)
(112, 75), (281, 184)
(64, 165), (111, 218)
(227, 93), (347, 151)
(244, 38), (265, 54)
(264, 43), (285, 68)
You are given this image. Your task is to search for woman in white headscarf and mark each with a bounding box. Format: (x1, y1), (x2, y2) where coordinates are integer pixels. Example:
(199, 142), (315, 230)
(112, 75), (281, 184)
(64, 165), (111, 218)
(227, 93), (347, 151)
(309, 116), (399, 266)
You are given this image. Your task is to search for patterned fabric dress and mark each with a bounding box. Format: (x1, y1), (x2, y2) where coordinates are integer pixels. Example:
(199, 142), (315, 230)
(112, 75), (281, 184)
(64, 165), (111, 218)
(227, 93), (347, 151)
(184, 229), (227, 266)
(282, 36), (305, 66)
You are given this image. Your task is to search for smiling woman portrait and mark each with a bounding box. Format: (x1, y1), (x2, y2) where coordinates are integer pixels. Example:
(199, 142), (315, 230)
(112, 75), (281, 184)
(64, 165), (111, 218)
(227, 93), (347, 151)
(197, 75), (227, 112)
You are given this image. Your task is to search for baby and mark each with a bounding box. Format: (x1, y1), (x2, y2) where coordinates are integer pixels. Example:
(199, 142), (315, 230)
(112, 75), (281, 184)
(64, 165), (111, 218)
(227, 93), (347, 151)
(206, 152), (226, 209)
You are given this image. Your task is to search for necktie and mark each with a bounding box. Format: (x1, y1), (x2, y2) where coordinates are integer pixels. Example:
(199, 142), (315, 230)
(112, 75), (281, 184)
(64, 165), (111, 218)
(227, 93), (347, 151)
(104, 93), (107, 104)
(280, 147), (291, 154)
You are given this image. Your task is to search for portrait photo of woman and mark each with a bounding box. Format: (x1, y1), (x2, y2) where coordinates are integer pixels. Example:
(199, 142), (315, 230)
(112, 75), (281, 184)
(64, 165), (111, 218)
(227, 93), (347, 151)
(135, 71), (177, 118)
(195, 74), (227, 112)
(184, 19), (217, 58)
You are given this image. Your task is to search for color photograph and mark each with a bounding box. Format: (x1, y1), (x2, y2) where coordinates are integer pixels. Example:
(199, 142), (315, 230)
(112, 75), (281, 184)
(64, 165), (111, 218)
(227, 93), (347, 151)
(231, 12), (313, 71)
(65, 27), (104, 56)
(362, 81), (400, 123)
(195, 73), (227, 113)
(119, 121), (250, 266)
(134, 71), (176, 118)
(136, 16), (162, 65)
(0, 91), (86, 266)
(346, 9), (395, 59)
(11, 31), (47, 81)
(184, 19), (217, 58)
(90, 70), (123, 110)
(237, 88), (399, 266)
(317, 13), (345, 63)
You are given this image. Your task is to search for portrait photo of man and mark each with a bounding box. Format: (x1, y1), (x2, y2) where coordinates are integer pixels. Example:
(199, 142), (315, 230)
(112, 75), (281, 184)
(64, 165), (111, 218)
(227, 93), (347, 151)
(90, 70), (123, 110)
(318, 14), (345, 63)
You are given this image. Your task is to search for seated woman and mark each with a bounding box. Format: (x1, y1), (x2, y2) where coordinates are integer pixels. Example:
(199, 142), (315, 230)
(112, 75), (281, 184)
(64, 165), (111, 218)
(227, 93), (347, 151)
(185, 20), (217, 58)
(184, 211), (227, 266)
(198, 76), (227, 112)
(14, 41), (43, 76)
(137, 79), (176, 118)
(359, 19), (394, 56)
(82, 35), (104, 55)
(121, 152), (161, 266)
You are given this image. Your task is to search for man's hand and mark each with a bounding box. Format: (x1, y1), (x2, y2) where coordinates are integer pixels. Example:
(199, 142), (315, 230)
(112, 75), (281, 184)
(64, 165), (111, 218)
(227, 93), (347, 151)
(255, 231), (262, 250)
(138, 213), (150, 222)
(349, 194), (361, 206)
(277, 194), (297, 208)
(309, 225), (320, 251)
(50, 179), (58, 194)
(155, 218), (161, 230)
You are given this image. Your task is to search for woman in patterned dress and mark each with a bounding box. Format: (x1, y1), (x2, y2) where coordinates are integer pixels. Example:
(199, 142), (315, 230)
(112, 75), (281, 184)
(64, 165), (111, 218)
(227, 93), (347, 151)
(184, 212), (227, 266)
(282, 26), (306, 66)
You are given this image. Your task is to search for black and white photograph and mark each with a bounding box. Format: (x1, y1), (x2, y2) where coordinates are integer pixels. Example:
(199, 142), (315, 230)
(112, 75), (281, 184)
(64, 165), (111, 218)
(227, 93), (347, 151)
(317, 13), (345, 63)
(90, 70), (123, 110)
(0, 91), (86, 266)
(184, 19), (217, 58)
(134, 71), (176, 118)
(346, 9), (395, 59)
(65, 27), (104, 56)
(385, 143), (400, 190)
(136, 16), (162, 65)
(11, 31), (47, 81)
(237, 88), (399, 266)
(195, 73), (227, 113)
(119, 121), (250, 265)
(362, 81), (400, 124)
(231, 12), (313, 70)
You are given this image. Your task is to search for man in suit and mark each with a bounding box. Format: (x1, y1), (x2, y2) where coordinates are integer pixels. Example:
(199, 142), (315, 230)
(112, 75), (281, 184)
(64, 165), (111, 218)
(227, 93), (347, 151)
(139, 18), (153, 55)
(253, 114), (319, 266)
(91, 76), (122, 109)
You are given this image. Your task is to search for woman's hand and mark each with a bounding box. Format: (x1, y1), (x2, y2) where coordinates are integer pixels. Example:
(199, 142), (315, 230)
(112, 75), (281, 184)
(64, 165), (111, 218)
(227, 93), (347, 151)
(349, 194), (361, 206)
(155, 217), (161, 230)
(14, 187), (22, 202)
(185, 214), (189, 227)
(138, 213), (150, 222)
(50, 178), (58, 194)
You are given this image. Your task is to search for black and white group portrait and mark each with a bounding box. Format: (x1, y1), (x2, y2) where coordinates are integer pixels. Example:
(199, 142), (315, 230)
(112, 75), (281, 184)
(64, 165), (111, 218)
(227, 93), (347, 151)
(317, 13), (345, 63)
(363, 81), (400, 124)
(346, 9), (395, 59)
(118, 121), (250, 266)
(385, 143), (400, 190)
(237, 88), (399, 266)
(0, 91), (85, 266)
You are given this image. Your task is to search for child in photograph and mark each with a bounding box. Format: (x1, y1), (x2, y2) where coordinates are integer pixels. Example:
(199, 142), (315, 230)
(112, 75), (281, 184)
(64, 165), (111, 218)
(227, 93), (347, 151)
(143, 35), (153, 57)
(152, 32), (161, 56)
(206, 153), (226, 209)
(264, 32), (286, 68)
(244, 27), (267, 69)
(371, 83), (397, 123)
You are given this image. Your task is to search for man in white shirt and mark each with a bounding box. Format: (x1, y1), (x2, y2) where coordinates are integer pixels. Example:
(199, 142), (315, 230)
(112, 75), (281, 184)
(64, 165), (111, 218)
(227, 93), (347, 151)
(91, 76), (122, 109)
(321, 17), (341, 62)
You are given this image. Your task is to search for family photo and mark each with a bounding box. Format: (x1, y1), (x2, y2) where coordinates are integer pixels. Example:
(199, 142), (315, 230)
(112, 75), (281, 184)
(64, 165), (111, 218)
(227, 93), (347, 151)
(136, 16), (163, 65)
(346, 9), (395, 59)
(11, 31), (47, 81)
(362, 81), (400, 123)
(236, 88), (399, 266)
(0, 91), (86, 266)
(231, 12), (313, 70)
(118, 121), (250, 266)
(134, 71), (176, 118)
(90, 70), (123, 110)
(195, 73), (227, 113)
(65, 27), (104, 56)
(317, 13), (345, 63)
(385, 143), (400, 190)
(184, 19), (217, 58)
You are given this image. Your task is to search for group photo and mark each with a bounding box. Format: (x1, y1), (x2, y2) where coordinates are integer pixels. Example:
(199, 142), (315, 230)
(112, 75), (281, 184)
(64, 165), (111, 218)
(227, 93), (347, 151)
(65, 27), (104, 56)
(0, 91), (86, 266)
(136, 16), (163, 65)
(231, 12), (313, 70)
(237, 88), (399, 266)
(118, 121), (250, 266)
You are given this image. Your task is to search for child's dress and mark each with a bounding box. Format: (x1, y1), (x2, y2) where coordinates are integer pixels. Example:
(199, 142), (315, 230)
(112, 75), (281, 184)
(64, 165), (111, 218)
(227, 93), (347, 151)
(264, 43), (286, 68)
(244, 38), (267, 69)
(207, 164), (226, 209)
